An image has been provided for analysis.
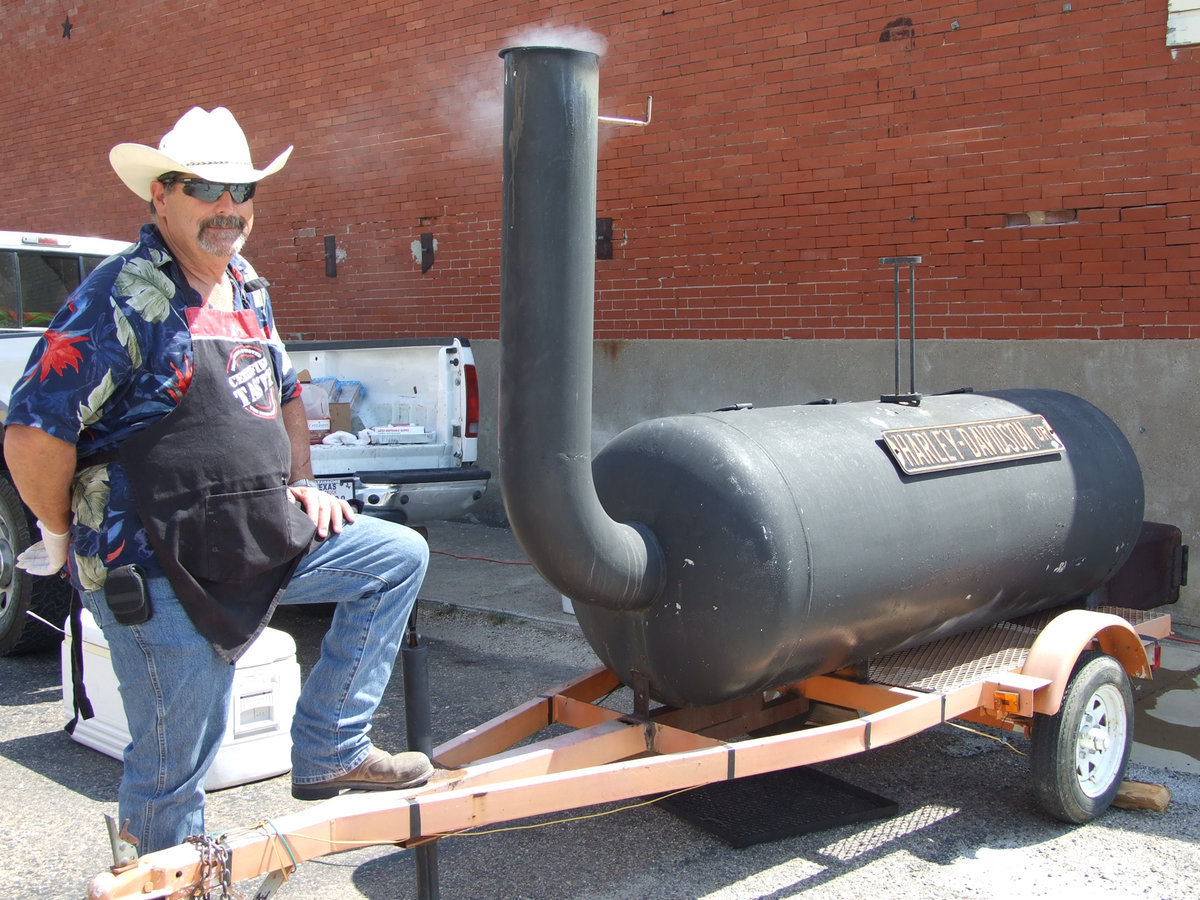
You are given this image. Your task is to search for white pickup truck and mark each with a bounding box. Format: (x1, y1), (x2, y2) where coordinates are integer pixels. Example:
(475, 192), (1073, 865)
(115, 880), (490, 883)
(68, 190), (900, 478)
(0, 229), (489, 655)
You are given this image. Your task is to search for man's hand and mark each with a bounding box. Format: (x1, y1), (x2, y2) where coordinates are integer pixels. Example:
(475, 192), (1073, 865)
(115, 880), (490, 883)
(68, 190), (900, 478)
(16, 521), (70, 575)
(288, 484), (356, 539)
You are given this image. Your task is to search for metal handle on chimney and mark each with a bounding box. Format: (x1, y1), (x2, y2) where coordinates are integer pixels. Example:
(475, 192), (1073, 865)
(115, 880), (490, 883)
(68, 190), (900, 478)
(599, 96), (653, 126)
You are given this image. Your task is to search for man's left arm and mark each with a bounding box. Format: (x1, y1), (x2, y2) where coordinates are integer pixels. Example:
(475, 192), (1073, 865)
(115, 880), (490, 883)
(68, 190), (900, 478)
(282, 397), (355, 538)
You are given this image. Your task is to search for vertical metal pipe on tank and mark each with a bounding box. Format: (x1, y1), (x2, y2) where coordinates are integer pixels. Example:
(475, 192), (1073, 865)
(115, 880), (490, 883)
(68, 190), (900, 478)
(498, 46), (664, 610)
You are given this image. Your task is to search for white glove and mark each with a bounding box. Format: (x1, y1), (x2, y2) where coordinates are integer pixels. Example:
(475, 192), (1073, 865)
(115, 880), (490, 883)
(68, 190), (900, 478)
(323, 430), (364, 446)
(15, 521), (70, 576)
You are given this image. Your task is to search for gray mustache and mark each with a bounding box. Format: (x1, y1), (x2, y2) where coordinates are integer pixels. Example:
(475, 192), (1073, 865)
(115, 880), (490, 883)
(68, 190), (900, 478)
(202, 216), (247, 231)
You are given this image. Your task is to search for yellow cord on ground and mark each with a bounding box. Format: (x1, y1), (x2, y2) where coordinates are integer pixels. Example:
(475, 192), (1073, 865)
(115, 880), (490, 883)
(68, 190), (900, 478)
(945, 720), (1027, 756)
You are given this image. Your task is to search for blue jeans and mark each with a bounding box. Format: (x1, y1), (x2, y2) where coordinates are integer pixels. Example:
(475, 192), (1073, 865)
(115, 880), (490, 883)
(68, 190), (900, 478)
(80, 514), (429, 854)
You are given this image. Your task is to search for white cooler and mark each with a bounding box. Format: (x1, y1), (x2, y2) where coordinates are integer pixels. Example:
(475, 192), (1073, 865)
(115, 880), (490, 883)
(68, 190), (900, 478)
(61, 608), (301, 790)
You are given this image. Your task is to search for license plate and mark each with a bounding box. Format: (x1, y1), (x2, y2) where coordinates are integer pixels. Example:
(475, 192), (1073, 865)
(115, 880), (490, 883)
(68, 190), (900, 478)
(317, 478), (356, 502)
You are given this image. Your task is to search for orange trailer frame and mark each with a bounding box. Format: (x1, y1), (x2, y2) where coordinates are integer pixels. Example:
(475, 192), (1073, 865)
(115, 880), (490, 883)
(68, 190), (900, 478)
(86, 606), (1169, 900)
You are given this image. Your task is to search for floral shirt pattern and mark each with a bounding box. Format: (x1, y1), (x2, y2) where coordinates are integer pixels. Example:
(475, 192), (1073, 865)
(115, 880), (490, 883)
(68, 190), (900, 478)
(6, 224), (299, 590)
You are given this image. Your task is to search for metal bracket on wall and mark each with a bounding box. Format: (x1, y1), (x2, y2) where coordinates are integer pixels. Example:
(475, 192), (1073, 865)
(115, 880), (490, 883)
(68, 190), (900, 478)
(324, 235), (337, 278)
(596, 218), (613, 260)
(420, 232), (435, 273)
(879, 256), (922, 406)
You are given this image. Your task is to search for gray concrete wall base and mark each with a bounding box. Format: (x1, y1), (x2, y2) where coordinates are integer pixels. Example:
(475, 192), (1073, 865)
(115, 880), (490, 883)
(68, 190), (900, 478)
(470, 339), (1197, 627)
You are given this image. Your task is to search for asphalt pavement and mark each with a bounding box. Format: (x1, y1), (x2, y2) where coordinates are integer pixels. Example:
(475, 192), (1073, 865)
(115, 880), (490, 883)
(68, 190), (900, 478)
(1, 520), (1198, 899)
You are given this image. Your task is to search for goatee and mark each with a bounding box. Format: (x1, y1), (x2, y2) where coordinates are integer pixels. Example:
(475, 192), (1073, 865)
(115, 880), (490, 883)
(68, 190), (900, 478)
(198, 215), (249, 256)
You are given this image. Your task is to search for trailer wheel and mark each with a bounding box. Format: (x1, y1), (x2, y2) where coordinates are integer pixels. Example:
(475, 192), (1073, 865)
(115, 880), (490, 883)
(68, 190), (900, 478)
(1031, 650), (1133, 824)
(0, 473), (71, 655)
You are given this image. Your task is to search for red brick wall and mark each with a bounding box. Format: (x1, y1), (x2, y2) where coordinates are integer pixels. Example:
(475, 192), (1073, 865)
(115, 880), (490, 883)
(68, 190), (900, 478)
(3, 1), (1198, 340)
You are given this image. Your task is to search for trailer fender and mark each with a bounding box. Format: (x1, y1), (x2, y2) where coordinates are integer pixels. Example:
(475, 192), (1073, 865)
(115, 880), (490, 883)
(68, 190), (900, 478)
(1022, 609), (1151, 716)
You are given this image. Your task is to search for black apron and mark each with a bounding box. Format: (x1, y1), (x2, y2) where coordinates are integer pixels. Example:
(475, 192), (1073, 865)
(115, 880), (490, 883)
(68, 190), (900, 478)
(118, 305), (316, 661)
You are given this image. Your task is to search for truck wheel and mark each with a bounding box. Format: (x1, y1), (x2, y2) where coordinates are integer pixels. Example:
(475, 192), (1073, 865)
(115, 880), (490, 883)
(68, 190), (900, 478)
(1031, 650), (1133, 824)
(0, 473), (71, 655)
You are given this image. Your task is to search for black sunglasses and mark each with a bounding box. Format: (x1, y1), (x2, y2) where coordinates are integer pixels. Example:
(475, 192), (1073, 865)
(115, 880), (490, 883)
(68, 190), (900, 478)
(158, 176), (257, 203)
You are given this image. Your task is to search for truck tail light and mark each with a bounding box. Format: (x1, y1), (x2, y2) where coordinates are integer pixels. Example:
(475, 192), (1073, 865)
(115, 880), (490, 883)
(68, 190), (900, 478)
(465, 363), (480, 438)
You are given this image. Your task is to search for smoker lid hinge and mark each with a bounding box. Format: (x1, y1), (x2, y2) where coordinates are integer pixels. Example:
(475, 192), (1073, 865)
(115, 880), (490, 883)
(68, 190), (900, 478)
(880, 392), (922, 406)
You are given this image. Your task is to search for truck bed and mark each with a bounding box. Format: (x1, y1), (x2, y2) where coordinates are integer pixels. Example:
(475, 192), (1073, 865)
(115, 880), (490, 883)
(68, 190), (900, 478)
(289, 337), (489, 524)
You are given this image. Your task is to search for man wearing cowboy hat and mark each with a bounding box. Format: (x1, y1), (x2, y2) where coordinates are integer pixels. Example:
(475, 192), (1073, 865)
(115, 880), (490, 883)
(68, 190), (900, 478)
(4, 107), (434, 853)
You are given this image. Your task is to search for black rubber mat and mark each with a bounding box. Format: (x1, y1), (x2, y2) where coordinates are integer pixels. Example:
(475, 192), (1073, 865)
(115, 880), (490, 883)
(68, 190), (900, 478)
(656, 766), (898, 848)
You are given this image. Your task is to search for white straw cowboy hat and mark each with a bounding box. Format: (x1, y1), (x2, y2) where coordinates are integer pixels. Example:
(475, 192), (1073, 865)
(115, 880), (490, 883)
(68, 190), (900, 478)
(109, 107), (293, 202)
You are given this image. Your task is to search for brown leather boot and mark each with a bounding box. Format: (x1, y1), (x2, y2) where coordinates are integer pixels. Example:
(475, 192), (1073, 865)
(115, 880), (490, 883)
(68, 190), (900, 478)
(292, 746), (435, 800)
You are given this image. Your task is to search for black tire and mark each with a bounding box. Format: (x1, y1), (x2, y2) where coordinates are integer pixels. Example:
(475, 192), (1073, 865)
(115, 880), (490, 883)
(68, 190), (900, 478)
(0, 472), (71, 655)
(1031, 650), (1133, 824)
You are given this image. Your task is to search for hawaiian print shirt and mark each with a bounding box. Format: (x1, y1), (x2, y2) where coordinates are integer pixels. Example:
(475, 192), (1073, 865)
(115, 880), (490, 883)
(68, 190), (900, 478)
(6, 224), (299, 591)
